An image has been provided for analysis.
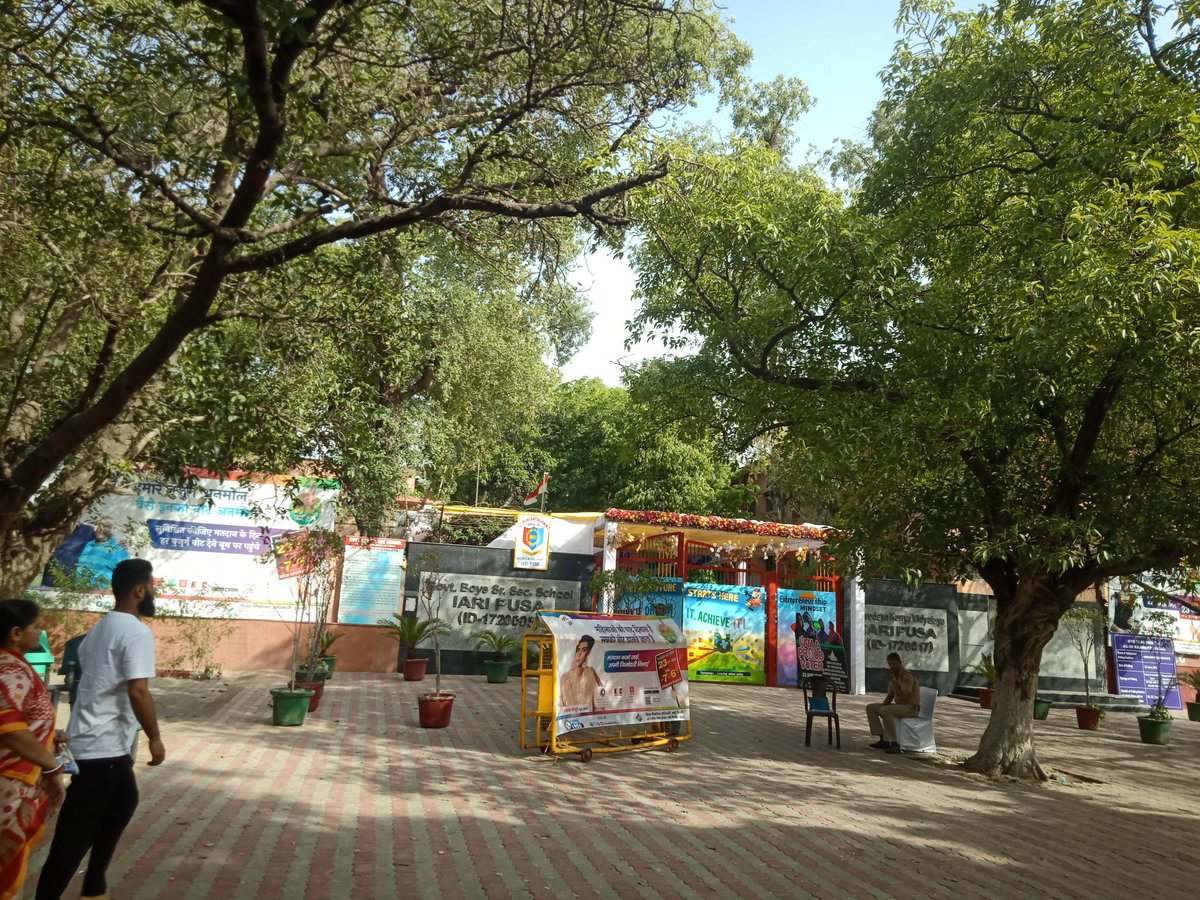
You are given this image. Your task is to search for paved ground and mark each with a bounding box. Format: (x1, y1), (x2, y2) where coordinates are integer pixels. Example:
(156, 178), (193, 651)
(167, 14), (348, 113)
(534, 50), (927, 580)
(27, 672), (1200, 899)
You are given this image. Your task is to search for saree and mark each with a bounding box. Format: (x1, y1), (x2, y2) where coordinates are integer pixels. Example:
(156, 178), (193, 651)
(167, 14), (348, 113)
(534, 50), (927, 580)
(0, 650), (56, 900)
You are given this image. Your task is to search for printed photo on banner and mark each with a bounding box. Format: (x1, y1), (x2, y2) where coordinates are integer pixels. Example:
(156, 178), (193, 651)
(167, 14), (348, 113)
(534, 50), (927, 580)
(539, 611), (689, 731)
(683, 582), (767, 685)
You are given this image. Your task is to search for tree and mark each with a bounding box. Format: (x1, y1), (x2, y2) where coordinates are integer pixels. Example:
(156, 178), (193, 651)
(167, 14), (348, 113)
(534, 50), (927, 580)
(629, 0), (1200, 779)
(454, 377), (752, 514)
(0, 0), (747, 593)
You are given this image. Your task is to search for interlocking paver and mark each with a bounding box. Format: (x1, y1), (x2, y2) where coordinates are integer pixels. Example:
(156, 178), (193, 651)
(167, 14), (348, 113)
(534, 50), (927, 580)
(27, 672), (1200, 899)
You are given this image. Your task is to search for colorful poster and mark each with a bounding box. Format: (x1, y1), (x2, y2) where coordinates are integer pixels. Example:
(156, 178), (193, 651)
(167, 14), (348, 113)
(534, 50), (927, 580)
(683, 582), (767, 684)
(618, 577), (684, 627)
(776, 588), (848, 691)
(337, 536), (407, 624)
(1112, 633), (1182, 709)
(35, 471), (338, 620)
(1139, 598), (1200, 656)
(513, 514), (551, 571)
(539, 611), (689, 731)
(776, 588), (839, 686)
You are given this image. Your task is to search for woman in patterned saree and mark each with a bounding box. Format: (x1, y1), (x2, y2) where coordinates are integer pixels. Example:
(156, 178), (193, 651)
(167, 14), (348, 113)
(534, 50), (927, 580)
(0, 599), (65, 899)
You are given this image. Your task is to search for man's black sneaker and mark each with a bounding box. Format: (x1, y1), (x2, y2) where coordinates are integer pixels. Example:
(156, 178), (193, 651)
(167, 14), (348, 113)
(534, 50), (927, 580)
(868, 739), (890, 750)
(885, 742), (902, 754)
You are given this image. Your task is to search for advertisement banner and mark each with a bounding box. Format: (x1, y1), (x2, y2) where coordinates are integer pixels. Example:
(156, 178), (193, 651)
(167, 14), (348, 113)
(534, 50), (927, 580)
(1140, 598), (1200, 656)
(617, 577), (684, 627)
(35, 472), (338, 620)
(777, 588), (849, 691)
(1112, 633), (1182, 709)
(513, 514), (551, 571)
(683, 582), (767, 684)
(337, 536), (407, 625)
(539, 611), (689, 731)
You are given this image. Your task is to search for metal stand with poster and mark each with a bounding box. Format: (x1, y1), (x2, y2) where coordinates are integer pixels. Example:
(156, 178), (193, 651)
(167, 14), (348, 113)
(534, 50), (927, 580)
(520, 610), (691, 762)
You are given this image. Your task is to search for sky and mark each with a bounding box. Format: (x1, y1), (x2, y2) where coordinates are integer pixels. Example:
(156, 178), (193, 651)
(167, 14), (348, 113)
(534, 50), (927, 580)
(559, 0), (906, 385)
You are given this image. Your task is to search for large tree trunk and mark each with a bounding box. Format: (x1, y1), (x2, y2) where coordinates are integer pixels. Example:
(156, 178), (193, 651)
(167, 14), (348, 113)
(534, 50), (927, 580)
(964, 577), (1072, 781)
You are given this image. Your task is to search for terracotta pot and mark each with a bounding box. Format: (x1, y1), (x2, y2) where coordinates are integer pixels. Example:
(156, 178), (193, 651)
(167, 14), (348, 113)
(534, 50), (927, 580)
(294, 679), (324, 712)
(1075, 705), (1101, 730)
(978, 687), (994, 710)
(418, 692), (455, 728)
(402, 657), (428, 681)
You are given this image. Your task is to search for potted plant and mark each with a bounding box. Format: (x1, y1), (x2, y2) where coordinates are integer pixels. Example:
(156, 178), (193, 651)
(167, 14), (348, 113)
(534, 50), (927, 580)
(1063, 604), (1106, 730)
(474, 630), (520, 683)
(267, 530), (341, 725)
(1137, 690), (1174, 745)
(319, 629), (342, 679)
(1033, 696), (1053, 720)
(378, 613), (446, 681)
(1178, 669), (1200, 722)
(968, 653), (996, 709)
(414, 556), (455, 728)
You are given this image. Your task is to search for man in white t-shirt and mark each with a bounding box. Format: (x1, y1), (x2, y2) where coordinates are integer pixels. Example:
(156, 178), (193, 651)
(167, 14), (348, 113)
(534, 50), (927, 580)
(36, 558), (166, 900)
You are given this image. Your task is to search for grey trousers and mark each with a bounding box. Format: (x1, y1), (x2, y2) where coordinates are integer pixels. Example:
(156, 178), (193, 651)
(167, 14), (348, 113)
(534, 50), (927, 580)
(866, 702), (919, 742)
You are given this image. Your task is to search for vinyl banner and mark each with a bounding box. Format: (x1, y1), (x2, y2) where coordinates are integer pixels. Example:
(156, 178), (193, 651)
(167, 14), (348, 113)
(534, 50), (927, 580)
(777, 588), (847, 690)
(539, 611), (689, 731)
(513, 514), (551, 571)
(618, 577), (684, 627)
(683, 582), (767, 685)
(337, 536), (407, 624)
(35, 472), (338, 620)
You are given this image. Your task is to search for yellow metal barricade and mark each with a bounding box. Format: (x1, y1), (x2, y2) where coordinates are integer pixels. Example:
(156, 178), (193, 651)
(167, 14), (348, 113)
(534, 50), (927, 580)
(519, 613), (692, 762)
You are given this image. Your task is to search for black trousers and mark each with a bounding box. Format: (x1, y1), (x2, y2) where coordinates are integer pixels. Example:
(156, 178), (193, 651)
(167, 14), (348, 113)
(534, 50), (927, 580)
(35, 754), (139, 899)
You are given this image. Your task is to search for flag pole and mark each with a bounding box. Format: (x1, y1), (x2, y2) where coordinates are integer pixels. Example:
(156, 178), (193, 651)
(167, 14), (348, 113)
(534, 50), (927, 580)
(539, 472), (547, 513)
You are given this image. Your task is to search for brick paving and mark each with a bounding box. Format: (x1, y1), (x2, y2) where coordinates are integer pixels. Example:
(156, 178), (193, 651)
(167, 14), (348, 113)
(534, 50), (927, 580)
(28, 672), (1200, 899)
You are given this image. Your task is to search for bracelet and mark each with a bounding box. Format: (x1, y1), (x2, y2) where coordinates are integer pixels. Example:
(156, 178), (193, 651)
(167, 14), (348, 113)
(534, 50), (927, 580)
(41, 763), (64, 777)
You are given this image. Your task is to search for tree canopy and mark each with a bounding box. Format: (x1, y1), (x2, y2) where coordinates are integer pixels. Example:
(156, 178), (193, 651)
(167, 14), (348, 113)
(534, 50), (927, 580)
(0, 0), (746, 593)
(453, 377), (753, 515)
(629, 0), (1200, 778)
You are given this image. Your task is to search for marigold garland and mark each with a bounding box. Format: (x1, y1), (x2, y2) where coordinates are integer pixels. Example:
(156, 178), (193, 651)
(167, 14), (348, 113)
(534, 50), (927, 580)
(605, 508), (834, 541)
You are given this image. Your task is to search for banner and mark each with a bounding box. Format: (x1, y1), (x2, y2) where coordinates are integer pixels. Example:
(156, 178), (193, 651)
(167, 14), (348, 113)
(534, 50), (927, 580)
(337, 536), (407, 625)
(1112, 633), (1182, 709)
(35, 472), (338, 620)
(539, 611), (688, 731)
(617, 577), (684, 627)
(683, 582), (767, 684)
(1140, 598), (1200, 656)
(513, 514), (551, 571)
(777, 588), (849, 691)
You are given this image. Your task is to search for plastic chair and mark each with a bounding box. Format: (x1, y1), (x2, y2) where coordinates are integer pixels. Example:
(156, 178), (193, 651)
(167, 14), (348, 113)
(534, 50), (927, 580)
(801, 675), (841, 748)
(897, 686), (939, 753)
(24, 631), (55, 683)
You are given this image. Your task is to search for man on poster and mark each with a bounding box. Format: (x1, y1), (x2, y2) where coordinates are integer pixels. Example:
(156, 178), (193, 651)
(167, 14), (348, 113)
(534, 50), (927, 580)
(865, 652), (921, 754)
(560, 635), (603, 710)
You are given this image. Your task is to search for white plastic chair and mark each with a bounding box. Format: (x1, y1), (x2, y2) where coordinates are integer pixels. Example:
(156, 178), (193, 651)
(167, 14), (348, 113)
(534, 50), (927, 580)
(897, 686), (938, 753)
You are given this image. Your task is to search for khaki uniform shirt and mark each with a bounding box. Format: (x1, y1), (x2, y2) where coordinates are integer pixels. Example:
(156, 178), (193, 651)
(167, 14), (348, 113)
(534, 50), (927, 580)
(887, 668), (921, 710)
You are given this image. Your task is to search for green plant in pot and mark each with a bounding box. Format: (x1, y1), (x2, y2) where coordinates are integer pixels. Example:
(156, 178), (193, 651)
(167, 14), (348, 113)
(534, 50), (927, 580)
(1178, 669), (1200, 722)
(378, 613), (447, 682)
(475, 630), (520, 684)
(1138, 683), (1174, 746)
(319, 629), (342, 679)
(1063, 604), (1107, 730)
(969, 653), (997, 709)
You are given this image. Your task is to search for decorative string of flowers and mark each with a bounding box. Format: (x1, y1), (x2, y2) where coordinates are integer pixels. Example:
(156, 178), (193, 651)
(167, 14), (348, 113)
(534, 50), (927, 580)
(605, 508), (834, 541)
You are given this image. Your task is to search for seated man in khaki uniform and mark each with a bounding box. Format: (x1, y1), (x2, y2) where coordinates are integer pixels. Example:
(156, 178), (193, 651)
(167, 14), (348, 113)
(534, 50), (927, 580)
(866, 652), (921, 754)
